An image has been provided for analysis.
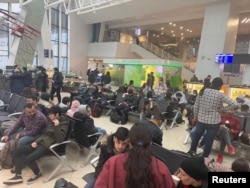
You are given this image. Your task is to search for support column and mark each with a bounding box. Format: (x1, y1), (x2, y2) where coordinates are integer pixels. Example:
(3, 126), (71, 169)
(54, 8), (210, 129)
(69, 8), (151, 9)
(195, 0), (239, 81)
(241, 42), (250, 84)
(98, 23), (106, 42)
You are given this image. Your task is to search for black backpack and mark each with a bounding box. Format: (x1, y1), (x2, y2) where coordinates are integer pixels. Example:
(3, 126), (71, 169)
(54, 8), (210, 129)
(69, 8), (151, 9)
(91, 102), (102, 118)
(110, 110), (128, 125)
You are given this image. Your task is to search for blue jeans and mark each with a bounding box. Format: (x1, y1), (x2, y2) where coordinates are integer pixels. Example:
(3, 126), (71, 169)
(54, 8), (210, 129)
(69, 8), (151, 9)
(189, 121), (220, 157)
(17, 136), (39, 148)
(97, 127), (107, 135)
(9, 129), (40, 148)
(84, 177), (96, 188)
(190, 126), (207, 147)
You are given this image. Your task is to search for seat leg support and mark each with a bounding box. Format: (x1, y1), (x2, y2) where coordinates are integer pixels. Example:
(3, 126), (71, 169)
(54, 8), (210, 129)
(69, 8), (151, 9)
(43, 156), (76, 183)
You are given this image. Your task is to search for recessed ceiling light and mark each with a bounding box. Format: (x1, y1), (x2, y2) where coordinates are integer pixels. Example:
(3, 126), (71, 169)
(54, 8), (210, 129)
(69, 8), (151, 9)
(169, 22), (172, 25)
(171, 30), (174, 33)
(181, 33), (183, 35)
(189, 30), (192, 32)
(172, 34), (175, 37)
(173, 24), (176, 27)
(241, 17), (250, 23)
(161, 27), (164, 30)
(187, 29), (189, 31)
(161, 32), (164, 35)
(180, 26), (183, 29)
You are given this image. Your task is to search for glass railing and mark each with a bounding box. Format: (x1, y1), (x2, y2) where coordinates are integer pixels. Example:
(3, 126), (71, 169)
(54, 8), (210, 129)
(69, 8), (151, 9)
(139, 42), (196, 73)
(139, 42), (181, 61)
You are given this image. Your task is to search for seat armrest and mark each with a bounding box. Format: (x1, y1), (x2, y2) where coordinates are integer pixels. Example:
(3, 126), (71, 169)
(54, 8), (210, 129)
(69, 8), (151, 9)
(49, 140), (72, 157)
(50, 140), (72, 150)
(8, 112), (22, 117)
(238, 130), (244, 137)
(87, 132), (103, 138)
(106, 100), (115, 105)
(161, 112), (167, 115)
(0, 104), (9, 111)
(130, 105), (138, 111)
(90, 156), (99, 168)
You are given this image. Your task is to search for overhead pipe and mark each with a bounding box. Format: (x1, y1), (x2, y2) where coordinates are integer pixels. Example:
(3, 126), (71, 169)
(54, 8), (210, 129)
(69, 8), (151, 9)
(77, 0), (132, 15)
(19, 0), (33, 7)
(44, 0), (68, 8)
(66, 0), (112, 14)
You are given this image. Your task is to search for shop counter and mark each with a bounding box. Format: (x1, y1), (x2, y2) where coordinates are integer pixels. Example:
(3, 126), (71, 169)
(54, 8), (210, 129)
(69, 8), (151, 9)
(228, 87), (250, 100)
(186, 83), (229, 95)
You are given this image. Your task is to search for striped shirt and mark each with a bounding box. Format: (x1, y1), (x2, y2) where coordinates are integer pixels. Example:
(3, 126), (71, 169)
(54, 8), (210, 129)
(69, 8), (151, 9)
(194, 88), (238, 124)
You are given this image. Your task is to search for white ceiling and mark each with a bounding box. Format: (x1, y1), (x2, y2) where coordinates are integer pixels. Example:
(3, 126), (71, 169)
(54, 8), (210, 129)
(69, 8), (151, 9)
(74, 0), (250, 38)
(3, 0), (250, 38)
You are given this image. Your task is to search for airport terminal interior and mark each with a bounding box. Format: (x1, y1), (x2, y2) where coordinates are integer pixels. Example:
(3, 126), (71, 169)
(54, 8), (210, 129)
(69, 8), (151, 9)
(0, 0), (250, 187)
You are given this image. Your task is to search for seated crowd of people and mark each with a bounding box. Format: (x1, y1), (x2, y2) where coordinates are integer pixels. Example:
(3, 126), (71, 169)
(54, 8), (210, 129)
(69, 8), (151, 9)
(0, 76), (250, 187)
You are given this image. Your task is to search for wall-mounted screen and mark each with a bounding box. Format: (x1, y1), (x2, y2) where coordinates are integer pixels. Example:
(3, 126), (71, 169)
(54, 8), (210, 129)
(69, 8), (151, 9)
(215, 54), (233, 64)
(233, 54), (250, 64)
(223, 64), (240, 73)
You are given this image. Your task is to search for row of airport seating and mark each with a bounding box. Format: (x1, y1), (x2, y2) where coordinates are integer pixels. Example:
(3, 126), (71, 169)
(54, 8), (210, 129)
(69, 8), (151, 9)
(0, 90), (105, 183)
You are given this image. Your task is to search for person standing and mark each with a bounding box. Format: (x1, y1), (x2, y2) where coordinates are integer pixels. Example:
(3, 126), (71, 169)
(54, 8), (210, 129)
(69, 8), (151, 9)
(50, 67), (63, 104)
(34, 66), (44, 92)
(22, 67), (33, 87)
(0, 69), (7, 90)
(94, 123), (175, 188)
(101, 71), (111, 88)
(203, 75), (211, 88)
(9, 69), (26, 95)
(41, 68), (48, 92)
(190, 74), (199, 82)
(88, 70), (96, 85)
(188, 77), (239, 157)
(150, 72), (155, 89)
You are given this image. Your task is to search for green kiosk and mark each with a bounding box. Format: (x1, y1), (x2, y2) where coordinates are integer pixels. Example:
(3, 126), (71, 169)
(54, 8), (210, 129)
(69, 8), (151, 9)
(103, 59), (183, 89)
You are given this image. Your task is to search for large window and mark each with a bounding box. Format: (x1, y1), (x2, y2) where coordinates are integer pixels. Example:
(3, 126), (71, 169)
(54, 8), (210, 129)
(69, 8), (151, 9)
(0, 8), (9, 70)
(0, 3), (69, 72)
(50, 5), (69, 72)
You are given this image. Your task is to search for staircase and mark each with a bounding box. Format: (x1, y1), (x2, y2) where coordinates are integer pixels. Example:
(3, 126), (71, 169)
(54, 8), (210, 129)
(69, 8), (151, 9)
(139, 42), (181, 61)
(138, 42), (196, 76)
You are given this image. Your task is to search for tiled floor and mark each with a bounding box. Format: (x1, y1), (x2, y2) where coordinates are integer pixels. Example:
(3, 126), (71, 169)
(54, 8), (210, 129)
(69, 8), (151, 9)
(0, 92), (248, 188)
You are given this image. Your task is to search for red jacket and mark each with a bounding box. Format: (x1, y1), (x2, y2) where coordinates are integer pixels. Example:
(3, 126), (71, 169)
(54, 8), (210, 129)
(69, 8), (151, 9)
(95, 153), (175, 188)
(220, 113), (240, 136)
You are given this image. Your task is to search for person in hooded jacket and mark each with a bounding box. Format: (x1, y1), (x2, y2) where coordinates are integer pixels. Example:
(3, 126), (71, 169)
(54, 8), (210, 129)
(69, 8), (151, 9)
(66, 100), (80, 117)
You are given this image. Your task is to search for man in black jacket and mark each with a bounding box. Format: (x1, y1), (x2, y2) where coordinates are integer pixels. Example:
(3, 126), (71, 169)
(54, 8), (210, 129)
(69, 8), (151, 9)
(141, 111), (164, 146)
(115, 88), (139, 117)
(50, 67), (63, 104)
